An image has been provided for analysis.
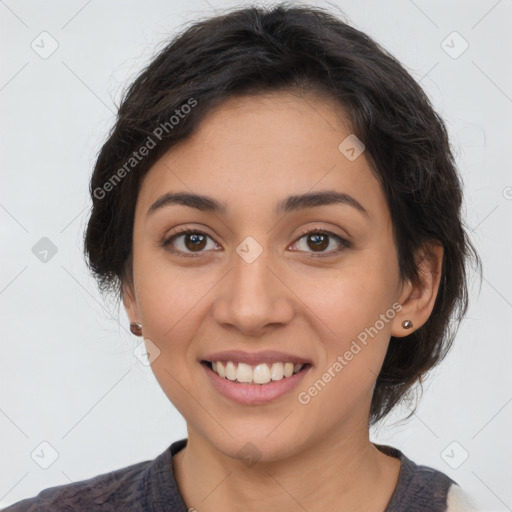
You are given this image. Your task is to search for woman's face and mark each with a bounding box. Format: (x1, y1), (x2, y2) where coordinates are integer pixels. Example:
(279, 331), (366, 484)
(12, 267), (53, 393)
(124, 91), (414, 461)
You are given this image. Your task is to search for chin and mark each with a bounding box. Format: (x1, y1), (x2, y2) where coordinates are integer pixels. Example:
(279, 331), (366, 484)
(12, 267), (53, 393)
(199, 424), (312, 465)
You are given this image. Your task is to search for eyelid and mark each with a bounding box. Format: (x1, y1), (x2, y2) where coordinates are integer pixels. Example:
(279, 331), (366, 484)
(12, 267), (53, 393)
(293, 226), (348, 242)
(290, 227), (351, 256)
(160, 226), (221, 258)
(160, 225), (351, 258)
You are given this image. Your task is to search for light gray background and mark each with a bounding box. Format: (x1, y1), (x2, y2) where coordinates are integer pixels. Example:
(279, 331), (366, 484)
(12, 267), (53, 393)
(1, 0), (511, 509)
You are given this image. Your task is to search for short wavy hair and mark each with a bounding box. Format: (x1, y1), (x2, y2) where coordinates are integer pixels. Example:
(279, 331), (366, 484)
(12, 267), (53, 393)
(83, 2), (480, 425)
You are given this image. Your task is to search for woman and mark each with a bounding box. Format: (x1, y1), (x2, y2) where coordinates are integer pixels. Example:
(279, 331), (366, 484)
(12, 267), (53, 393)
(3, 3), (481, 511)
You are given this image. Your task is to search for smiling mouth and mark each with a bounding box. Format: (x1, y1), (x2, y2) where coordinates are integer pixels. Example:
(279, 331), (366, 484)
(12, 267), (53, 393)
(201, 360), (311, 385)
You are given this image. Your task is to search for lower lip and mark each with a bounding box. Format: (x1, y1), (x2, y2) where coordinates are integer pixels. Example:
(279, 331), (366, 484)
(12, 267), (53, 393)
(202, 362), (311, 405)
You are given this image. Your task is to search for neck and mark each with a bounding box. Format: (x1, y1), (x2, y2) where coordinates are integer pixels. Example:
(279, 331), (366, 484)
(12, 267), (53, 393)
(172, 422), (401, 512)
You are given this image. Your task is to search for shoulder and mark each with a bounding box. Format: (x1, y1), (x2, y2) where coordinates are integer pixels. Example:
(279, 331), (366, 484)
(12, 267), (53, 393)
(1, 440), (188, 512)
(446, 484), (481, 511)
(375, 444), (480, 512)
(1, 458), (151, 512)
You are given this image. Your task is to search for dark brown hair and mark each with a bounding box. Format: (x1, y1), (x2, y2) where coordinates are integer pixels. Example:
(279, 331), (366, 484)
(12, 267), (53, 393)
(83, 2), (480, 425)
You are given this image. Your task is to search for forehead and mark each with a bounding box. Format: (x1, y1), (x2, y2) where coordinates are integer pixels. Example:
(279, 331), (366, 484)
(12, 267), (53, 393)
(136, 91), (388, 223)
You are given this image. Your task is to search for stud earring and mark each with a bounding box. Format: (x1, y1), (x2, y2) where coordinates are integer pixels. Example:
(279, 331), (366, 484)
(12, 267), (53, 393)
(401, 320), (413, 329)
(130, 322), (143, 336)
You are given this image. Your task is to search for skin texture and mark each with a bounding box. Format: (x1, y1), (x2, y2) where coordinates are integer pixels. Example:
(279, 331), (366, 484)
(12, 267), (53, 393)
(123, 91), (443, 511)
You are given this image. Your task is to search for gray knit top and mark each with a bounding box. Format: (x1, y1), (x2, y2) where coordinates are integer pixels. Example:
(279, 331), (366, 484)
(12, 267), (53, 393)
(2, 439), (463, 511)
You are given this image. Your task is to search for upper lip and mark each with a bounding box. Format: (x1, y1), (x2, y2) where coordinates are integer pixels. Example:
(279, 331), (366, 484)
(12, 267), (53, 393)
(202, 350), (312, 366)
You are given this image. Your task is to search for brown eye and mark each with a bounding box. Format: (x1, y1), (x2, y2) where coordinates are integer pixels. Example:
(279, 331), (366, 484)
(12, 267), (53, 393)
(161, 229), (219, 257)
(290, 229), (350, 256)
(183, 232), (207, 251)
(306, 232), (329, 251)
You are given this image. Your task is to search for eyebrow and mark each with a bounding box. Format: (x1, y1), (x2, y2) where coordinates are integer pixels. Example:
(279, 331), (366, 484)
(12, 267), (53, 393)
(146, 190), (369, 218)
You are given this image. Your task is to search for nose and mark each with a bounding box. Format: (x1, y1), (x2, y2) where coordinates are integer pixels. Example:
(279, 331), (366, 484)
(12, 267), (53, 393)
(212, 250), (295, 335)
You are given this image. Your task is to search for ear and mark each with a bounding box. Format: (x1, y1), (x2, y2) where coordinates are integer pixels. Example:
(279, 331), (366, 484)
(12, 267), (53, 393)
(122, 281), (141, 324)
(391, 243), (444, 337)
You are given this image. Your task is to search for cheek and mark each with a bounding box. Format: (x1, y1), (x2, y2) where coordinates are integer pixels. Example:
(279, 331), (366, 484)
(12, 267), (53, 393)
(133, 264), (207, 420)
(293, 249), (400, 401)
(294, 271), (397, 427)
(133, 242), (214, 341)
(293, 254), (398, 340)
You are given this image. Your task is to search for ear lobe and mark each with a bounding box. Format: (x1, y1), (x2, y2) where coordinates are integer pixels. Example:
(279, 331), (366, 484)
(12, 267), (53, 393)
(391, 243), (444, 337)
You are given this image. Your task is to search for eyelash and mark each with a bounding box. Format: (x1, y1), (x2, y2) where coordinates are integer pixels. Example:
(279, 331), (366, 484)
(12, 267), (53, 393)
(160, 227), (351, 259)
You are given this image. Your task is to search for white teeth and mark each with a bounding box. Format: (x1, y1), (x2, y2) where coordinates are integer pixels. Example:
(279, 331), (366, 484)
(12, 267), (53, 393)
(225, 361), (236, 381)
(236, 363), (253, 383)
(253, 363), (271, 384)
(209, 360), (305, 384)
(216, 361), (226, 378)
(270, 362), (284, 381)
(283, 362), (294, 378)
